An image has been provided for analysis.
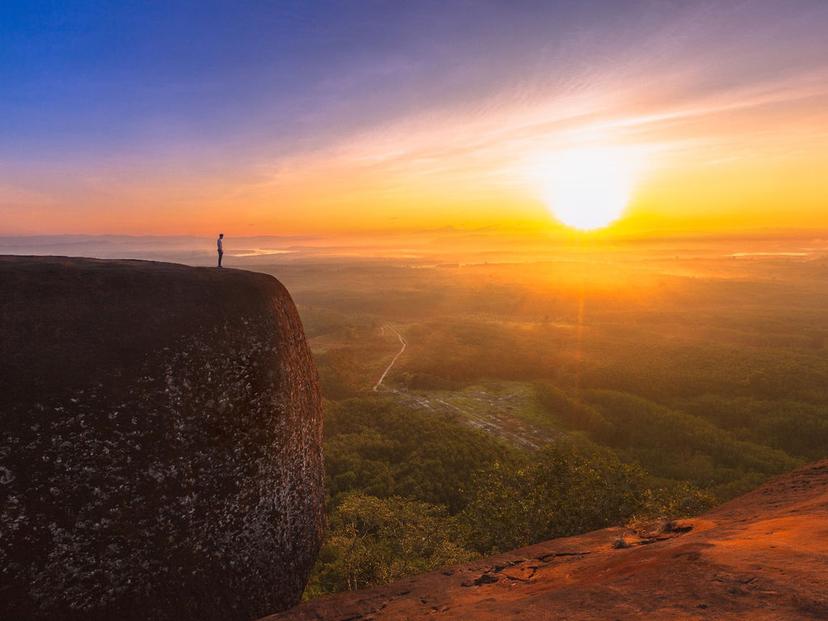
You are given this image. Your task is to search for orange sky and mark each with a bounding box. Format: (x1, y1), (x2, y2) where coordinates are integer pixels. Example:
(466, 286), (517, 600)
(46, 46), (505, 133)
(2, 2), (827, 238)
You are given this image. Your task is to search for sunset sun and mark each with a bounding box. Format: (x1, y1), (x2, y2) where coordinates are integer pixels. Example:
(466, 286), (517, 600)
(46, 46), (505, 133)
(543, 147), (636, 231)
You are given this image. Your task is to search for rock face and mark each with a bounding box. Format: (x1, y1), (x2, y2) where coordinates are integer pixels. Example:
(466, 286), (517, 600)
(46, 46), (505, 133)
(0, 256), (324, 621)
(267, 460), (828, 621)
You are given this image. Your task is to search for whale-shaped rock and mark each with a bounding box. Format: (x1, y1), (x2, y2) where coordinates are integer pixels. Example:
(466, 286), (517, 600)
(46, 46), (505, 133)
(0, 256), (324, 621)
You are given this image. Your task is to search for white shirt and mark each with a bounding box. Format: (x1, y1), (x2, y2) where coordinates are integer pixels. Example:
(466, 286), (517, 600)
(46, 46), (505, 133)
(217, 238), (223, 252)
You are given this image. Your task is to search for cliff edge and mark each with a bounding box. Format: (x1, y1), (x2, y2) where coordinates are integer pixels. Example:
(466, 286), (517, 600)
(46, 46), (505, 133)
(0, 256), (324, 621)
(267, 460), (828, 620)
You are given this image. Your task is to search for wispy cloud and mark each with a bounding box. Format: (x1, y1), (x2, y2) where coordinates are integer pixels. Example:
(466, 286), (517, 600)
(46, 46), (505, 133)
(3, 1), (828, 234)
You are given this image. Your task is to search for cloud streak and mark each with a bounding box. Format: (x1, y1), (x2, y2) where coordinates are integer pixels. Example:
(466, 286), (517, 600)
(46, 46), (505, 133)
(2, 1), (828, 234)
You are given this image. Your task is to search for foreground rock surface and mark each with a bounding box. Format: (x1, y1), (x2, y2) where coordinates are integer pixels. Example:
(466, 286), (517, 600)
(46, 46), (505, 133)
(0, 256), (324, 621)
(267, 460), (828, 621)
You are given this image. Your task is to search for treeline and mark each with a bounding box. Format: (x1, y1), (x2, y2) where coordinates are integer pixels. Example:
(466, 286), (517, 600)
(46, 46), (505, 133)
(398, 318), (828, 405)
(535, 385), (800, 499)
(307, 398), (712, 598)
(394, 318), (826, 484)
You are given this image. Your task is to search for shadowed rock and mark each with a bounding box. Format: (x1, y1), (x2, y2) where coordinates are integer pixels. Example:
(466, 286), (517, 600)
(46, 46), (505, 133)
(0, 256), (323, 621)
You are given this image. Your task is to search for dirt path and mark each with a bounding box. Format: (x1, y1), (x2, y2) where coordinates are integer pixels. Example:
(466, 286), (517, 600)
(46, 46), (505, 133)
(371, 327), (550, 449)
(373, 326), (407, 391)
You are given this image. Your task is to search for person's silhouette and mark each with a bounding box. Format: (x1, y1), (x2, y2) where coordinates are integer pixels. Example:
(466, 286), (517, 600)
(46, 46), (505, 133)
(217, 233), (224, 268)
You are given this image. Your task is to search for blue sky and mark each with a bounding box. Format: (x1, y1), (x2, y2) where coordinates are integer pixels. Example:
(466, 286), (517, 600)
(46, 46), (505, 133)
(2, 1), (828, 235)
(2, 2), (639, 158)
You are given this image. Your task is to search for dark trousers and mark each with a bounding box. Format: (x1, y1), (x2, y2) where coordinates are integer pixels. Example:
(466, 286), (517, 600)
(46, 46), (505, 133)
(217, 251), (223, 267)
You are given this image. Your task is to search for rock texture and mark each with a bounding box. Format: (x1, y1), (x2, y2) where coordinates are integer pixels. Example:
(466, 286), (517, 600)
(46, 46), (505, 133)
(266, 460), (828, 621)
(0, 256), (323, 621)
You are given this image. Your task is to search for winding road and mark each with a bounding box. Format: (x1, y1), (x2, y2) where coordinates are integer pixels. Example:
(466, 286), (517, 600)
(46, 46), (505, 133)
(371, 325), (550, 449)
(373, 326), (407, 391)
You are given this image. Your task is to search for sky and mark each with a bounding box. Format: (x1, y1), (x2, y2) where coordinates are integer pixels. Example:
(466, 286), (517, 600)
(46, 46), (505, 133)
(2, 0), (828, 238)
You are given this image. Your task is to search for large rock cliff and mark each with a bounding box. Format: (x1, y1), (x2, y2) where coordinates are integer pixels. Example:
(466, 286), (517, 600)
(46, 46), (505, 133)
(0, 256), (324, 621)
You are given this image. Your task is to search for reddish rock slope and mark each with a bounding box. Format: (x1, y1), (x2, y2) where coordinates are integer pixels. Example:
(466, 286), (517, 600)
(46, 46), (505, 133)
(267, 460), (828, 620)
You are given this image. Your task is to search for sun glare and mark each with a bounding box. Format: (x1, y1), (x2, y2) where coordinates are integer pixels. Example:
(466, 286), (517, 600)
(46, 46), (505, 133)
(542, 147), (637, 231)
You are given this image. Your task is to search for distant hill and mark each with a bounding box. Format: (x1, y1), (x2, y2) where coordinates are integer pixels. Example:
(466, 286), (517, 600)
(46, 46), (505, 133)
(265, 459), (828, 620)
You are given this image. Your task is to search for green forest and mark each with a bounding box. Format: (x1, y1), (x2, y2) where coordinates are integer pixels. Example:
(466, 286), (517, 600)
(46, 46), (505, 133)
(263, 252), (828, 599)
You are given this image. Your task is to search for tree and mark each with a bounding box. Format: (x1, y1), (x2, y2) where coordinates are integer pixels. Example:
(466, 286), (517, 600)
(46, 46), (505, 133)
(460, 442), (651, 553)
(306, 494), (475, 596)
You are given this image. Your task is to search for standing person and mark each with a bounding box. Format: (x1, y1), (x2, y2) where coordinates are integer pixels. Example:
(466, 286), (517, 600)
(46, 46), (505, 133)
(217, 233), (224, 268)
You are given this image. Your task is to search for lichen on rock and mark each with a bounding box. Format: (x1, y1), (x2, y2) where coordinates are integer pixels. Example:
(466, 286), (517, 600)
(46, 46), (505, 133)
(0, 256), (324, 621)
